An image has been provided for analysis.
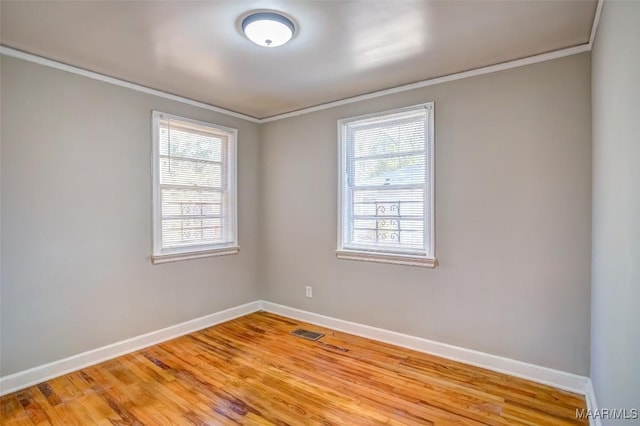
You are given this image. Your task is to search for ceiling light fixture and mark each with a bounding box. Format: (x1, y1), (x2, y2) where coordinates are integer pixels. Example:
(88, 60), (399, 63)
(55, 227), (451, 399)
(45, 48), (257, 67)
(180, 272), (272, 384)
(242, 12), (295, 48)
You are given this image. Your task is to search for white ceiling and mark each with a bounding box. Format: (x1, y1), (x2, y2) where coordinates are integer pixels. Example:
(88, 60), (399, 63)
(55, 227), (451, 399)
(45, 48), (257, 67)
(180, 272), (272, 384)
(0, 1), (597, 119)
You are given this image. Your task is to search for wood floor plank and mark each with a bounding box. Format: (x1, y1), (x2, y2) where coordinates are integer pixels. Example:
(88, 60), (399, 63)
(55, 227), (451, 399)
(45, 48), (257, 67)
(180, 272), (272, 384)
(0, 312), (587, 425)
(1, 395), (31, 426)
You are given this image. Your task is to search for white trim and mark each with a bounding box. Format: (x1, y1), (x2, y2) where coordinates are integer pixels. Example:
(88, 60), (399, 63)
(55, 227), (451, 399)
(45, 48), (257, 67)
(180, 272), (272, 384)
(336, 250), (437, 268)
(336, 103), (435, 262)
(427, 102), (435, 257)
(583, 379), (603, 426)
(0, 301), (261, 396)
(260, 301), (591, 395)
(151, 111), (239, 262)
(150, 246), (239, 264)
(2, 43), (591, 124)
(152, 111), (162, 257)
(589, 0), (604, 48)
(0, 46), (261, 123)
(0, 298), (595, 419)
(260, 44), (591, 122)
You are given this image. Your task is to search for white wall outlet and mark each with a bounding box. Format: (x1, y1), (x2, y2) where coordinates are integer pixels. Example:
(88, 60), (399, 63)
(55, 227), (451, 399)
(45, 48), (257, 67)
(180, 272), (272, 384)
(305, 286), (312, 298)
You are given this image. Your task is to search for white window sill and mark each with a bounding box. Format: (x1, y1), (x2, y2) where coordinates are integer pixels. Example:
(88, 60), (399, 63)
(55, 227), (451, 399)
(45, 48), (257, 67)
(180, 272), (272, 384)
(151, 246), (239, 265)
(336, 250), (437, 268)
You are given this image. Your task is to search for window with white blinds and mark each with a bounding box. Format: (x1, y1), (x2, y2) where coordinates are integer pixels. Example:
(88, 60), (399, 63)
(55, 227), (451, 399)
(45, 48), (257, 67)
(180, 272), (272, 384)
(337, 103), (436, 267)
(151, 111), (238, 264)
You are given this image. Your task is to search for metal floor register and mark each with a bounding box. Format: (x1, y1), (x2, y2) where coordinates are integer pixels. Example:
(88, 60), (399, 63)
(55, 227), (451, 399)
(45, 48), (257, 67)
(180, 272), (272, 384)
(291, 328), (325, 341)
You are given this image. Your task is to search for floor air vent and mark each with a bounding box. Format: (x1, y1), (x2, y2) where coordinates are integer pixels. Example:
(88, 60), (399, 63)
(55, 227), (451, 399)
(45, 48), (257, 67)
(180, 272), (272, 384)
(291, 328), (325, 341)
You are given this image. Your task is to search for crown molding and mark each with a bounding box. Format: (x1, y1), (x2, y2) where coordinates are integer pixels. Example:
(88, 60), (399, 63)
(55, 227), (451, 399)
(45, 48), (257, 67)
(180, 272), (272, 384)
(589, 0), (604, 48)
(0, 46), (261, 123)
(2, 35), (594, 125)
(260, 43), (591, 122)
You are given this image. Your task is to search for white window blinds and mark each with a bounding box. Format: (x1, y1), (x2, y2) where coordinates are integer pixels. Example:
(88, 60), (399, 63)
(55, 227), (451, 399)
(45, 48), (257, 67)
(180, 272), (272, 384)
(338, 104), (434, 259)
(152, 112), (237, 260)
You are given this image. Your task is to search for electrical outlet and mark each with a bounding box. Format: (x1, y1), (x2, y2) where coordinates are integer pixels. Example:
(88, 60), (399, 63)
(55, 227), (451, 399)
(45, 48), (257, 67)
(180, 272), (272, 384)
(305, 286), (312, 298)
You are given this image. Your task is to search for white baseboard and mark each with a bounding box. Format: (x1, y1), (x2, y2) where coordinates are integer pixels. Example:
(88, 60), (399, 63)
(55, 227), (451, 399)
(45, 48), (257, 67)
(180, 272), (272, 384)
(0, 300), (261, 396)
(260, 301), (590, 395)
(584, 379), (603, 426)
(1, 298), (596, 425)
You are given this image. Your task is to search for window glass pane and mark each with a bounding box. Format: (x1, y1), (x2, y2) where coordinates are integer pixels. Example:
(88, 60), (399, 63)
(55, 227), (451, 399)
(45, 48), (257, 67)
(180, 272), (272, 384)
(161, 188), (223, 217)
(350, 190), (424, 251)
(160, 157), (222, 187)
(341, 106), (431, 256)
(161, 223), (224, 248)
(159, 124), (223, 162)
(353, 154), (425, 186)
(352, 189), (424, 217)
(352, 228), (424, 250)
(353, 117), (425, 158)
(154, 112), (236, 255)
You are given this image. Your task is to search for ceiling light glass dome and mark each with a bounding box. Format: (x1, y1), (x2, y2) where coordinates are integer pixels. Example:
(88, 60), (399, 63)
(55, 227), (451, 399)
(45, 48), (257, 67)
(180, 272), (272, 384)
(242, 12), (295, 48)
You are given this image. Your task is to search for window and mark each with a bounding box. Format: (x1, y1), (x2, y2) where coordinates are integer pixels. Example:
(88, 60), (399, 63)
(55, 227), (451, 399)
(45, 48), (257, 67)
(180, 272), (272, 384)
(337, 103), (436, 267)
(151, 111), (238, 264)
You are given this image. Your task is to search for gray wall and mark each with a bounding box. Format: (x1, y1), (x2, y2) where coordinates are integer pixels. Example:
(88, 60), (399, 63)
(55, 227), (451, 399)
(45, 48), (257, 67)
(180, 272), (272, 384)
(1, 51), (595, 378)
(260, 53), (592, 375)
(591, 0), (640, 418)
(0, 56), (261, 375)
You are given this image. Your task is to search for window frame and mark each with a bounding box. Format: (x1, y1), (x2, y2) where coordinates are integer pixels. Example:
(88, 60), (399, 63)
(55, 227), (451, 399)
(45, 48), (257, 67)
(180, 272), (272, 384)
(336, 103), (436, 268)
(151, 111), (239, 264)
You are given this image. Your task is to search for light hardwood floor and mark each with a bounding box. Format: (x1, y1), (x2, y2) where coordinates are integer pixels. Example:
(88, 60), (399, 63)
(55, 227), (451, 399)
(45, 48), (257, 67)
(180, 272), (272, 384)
(0, 311), (587, 425)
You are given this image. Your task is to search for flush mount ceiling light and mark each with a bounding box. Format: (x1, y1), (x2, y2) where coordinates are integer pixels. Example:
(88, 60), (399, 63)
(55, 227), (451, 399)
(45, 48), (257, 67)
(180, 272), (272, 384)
(242, 12), (295, 48)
